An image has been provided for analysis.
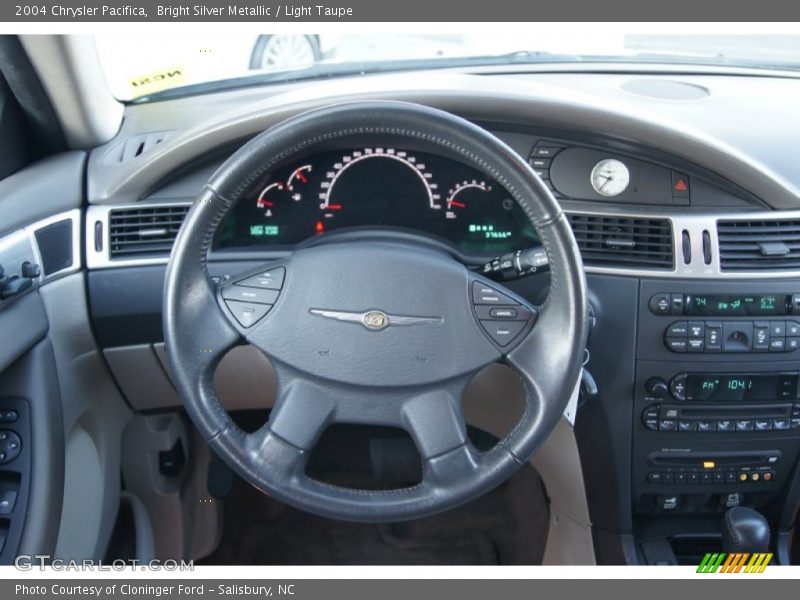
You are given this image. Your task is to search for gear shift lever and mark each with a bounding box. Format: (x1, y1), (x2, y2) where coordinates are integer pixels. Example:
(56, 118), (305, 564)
(721, 506), (770, 553)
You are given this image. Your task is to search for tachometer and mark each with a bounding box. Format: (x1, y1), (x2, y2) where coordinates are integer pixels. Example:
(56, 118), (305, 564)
(319, 148), (441, 222)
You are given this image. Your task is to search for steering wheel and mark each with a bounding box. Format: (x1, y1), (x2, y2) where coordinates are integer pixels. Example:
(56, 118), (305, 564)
(163, 101), (587, 523)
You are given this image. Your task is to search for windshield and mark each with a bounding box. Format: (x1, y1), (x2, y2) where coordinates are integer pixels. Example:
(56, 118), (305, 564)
(94, 33), (800, 101)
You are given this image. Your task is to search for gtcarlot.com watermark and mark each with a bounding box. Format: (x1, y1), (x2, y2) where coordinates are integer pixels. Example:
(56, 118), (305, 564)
(14, 554), (194, 571)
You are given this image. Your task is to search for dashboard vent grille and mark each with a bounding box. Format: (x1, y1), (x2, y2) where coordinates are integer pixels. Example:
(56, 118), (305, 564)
(717, 219), (800, 271)
(566, 214), (674, 269)
(109, 205), (190, 259)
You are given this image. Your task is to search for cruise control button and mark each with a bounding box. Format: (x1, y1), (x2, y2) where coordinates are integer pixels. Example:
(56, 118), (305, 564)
(472, 282), (519, 305)
(479, 320), (526, 346)
(237, 267), (285, 290)
(473, 305), (534, 320)
(224, 300), (272, 328)
(221, 286), (279, 305)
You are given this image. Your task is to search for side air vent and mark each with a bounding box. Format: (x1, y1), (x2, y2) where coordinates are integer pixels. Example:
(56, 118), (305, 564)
(566, 214), (674, 269)
(109, 205), (190, 259)
(717, 219), (800, 271)
(103, 130), (173, 165)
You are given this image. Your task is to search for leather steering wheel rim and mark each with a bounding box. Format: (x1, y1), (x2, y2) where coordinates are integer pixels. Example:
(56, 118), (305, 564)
(163, 101), (588, 522)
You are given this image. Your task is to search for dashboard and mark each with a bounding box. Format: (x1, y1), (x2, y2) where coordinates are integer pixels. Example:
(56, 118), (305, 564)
(214, 147), (538, 255)
(76, 68), (800, 566)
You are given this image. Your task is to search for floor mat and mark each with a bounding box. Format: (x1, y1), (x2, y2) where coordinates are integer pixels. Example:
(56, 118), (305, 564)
(202, 463), (550, 565)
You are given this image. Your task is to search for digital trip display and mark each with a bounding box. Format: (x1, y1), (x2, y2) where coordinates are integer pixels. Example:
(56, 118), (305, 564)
(685, 373), (797, 402)
(689, 294), (791, 316)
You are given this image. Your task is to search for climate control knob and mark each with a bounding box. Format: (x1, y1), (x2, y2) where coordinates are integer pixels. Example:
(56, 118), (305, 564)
(645, 377), (669, 399)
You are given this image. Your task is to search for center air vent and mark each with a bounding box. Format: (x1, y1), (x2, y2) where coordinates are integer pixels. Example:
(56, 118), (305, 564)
(109, 205), (190, 259)
(566, 214), (674, 270)
(717, 219), (800, 271)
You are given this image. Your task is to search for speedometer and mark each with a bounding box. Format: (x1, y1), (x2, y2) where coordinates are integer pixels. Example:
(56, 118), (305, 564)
(319, 148), (441, 225)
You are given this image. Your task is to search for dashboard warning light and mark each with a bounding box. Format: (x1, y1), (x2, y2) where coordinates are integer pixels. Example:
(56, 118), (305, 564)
(315, 221), (325, 234)
(703, 460), (715, 469)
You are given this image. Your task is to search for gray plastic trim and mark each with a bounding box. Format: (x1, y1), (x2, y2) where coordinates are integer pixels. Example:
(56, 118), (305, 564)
(87, 200), (800, 279)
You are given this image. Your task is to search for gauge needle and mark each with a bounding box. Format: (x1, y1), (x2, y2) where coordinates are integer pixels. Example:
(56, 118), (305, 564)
(598, 176), (614, 191)
(449, 200), (466, 208)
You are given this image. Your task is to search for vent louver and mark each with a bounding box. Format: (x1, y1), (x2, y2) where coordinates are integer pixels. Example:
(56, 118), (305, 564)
(566, 214), (674, 270)
(717, 219), (800, 271)
(109, 205), (190, 259)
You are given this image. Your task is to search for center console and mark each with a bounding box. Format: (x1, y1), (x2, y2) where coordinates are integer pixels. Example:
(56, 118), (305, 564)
(633, 280), (800, 559)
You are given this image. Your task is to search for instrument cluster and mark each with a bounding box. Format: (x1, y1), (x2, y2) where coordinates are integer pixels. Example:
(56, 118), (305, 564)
(215, 147), (539, 255)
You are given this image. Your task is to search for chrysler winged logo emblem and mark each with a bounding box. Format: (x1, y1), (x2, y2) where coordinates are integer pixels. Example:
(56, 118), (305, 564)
(309, 308), (441, 331)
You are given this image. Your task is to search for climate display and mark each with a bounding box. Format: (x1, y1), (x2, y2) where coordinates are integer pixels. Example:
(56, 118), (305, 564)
(689, 294), (791, 316)
(214, 147), (538, 254)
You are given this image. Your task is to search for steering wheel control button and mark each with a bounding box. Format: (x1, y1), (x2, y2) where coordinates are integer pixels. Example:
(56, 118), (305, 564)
(237, 267), (285, 290)
(0, 430), (21, 464)
(473, 304), (534, 321)
(221, 286), (279, 305)
(479, 320), (527, 346)
(472, 282), (519, 305)
(224, 300), (272, 328)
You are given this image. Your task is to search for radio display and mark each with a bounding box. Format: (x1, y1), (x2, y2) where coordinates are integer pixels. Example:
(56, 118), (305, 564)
(685, 373), (797, 402)
(688, 294), (790, 316)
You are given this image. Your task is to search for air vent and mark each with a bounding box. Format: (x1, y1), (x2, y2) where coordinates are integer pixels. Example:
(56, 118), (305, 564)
(109, 205), (190, 259)
(566, 214), (674, 269)
(103, 131), (173, 165)
(717, 219), (800, 271)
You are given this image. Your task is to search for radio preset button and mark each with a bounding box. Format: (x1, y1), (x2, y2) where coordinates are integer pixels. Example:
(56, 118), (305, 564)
(678, 420), (696, 432)
(697, 420), (716, 432)
(658, 420), (677, 432)
(736, 420), (754, 431)
(774, 419), (791, 430)
(755, 420), (773, 431)
(717, 420), (734, 432)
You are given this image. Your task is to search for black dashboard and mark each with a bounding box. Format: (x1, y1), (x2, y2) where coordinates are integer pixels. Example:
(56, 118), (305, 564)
(214, 146), (538, 255)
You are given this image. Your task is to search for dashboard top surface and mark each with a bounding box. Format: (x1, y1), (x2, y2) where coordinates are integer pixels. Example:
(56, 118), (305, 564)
(88, 69), (800, 212)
